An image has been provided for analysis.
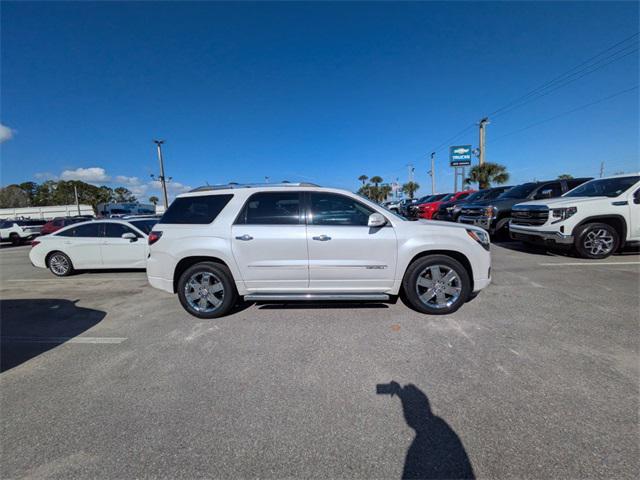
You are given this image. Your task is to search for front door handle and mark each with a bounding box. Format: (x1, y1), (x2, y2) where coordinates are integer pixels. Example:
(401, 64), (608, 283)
(312, 235), (331, 241)
(235, 234), (253, 241)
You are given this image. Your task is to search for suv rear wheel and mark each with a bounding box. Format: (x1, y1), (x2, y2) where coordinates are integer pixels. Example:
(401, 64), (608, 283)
(574, 222), (619, 259)
(177, 262), (237, 319)
(402, 254), (471, 315)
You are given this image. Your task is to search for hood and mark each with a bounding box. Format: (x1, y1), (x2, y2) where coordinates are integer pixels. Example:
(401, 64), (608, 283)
(516, 196), (609, 208)
(406, 218), (486, 235)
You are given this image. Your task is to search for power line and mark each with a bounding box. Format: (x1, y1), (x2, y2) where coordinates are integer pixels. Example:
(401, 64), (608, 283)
(488, 85), (638, 144)
(487, 32), (639, 118)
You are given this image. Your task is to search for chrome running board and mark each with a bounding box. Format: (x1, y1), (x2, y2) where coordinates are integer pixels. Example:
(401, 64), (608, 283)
(244, 293), (390, 301)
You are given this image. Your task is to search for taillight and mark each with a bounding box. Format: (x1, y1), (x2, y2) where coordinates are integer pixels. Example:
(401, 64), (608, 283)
(31, 240), (40, 248)
(148, 231), (162, 245)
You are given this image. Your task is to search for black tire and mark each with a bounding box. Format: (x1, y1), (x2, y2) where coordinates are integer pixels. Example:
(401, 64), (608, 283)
(177, 262), (237, 319)
(47, 251), (74, 277)
(9, 233), (21, 246)
(574, 222), (620, 259)
(402, 254), (472, 315)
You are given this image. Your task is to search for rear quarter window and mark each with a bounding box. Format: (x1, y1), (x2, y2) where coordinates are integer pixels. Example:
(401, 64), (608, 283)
(160, 194), (233, 224)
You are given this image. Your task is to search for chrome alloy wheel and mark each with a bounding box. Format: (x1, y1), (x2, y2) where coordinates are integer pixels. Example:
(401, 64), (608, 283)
(49, 254), (70, 275)
(184, 271), (225, 313)
(583, 229), (614, 256)
(415, 265), (462, 309)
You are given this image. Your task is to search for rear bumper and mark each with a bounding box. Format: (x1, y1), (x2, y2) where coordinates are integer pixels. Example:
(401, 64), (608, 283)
(509, 225), (574, 245)
(147, 275), (174, 294)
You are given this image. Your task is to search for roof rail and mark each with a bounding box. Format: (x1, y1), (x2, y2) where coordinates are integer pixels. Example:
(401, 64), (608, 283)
(189, 182), (320, 192)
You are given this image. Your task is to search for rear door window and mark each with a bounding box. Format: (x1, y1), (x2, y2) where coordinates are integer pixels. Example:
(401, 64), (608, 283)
(58, 223), (103, 237)
(104, 223), (141, 238)
(236, 192), (302, 225)
(161, 194), (233, 224)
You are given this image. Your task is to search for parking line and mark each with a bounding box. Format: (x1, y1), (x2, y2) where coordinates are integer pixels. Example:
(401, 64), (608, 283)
(538, 262), (640, 266)
(1, 336), (127, 344)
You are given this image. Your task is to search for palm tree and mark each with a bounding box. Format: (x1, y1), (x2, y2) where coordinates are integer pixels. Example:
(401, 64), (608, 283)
(358, 175), (369, 185)
(464, 162), (509, 189)
(357, 184), (373, 200)
(402, 181), (420, 199)
(557, 174), (573, 180)
(379, 184), (392, 202)
(149, 195), (159, 205)
(370, 176), (383, 187)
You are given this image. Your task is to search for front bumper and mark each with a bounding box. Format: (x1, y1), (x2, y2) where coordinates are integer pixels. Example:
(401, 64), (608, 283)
(509, 225), (574, 245)
(459, 215), (494, 232)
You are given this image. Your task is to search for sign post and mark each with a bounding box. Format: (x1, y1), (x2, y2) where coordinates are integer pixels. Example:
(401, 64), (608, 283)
(450, 145), (472, 193)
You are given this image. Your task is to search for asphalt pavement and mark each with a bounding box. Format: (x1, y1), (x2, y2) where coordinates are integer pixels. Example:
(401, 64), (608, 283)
(1, 242), (638, 479)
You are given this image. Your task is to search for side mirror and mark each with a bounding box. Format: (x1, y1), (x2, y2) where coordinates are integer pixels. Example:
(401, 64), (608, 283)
(122, 232), (137, 242)
(368, 213), (387, 228)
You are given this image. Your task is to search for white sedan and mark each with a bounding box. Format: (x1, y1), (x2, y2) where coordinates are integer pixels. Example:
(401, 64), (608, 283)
(29, 219), (157, 276)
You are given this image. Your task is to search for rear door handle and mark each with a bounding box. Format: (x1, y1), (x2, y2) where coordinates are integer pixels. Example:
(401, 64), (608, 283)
(312, 235), (331, 241)
(235, 234), (253, 241)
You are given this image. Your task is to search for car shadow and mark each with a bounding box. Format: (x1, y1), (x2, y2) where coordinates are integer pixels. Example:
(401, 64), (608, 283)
(377, 381), (475, 479)
(493, 240), (569, 257)
(0, 299), (106, 373)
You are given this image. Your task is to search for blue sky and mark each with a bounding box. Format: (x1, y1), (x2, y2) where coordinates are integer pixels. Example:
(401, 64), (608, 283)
(1, 1), (638, 201)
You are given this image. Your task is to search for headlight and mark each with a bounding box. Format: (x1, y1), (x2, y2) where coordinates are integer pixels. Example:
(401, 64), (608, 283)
(483, 206), (498, 217)
(446, 206), (455, 212)
(551, 206), (577, 223)
(467, 229), (490, 251)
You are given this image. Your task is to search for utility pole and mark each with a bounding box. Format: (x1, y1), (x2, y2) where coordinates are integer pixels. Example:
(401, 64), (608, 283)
(599, 161), (605, 178)
(478, 117), (489, 166)
(73, 185), (81, 215)
(153, 140), (169, 208)
(429, 152), (436, 194)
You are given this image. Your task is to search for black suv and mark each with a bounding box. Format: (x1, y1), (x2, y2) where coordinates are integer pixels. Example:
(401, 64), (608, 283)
(458, 178), (591, 237)
(433, 186), (513, 222)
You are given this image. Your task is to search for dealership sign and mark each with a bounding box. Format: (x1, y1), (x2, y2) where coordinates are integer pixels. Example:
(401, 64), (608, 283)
(449, 145), (472, 166)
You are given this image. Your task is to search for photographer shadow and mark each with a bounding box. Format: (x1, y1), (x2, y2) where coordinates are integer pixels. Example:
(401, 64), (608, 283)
(378, 382), (475, 480)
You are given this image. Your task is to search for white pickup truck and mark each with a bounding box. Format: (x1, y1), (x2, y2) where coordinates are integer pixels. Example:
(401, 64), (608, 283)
(509, 173), (640, 259)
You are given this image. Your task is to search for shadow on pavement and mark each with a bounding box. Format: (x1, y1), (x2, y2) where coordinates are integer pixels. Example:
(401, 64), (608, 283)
(0, 299), (105, 373)
(493, 240), (564, 257)
(377, 381), (475, 480)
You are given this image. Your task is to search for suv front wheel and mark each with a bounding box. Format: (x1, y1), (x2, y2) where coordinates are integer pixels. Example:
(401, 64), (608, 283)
(402, 254), (471, 315)
(177, 262), (237, 318)
(574, 223), (619, 259)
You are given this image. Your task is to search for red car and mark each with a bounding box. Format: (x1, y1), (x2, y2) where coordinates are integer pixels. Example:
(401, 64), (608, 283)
(416, 190), (476, 219)
(40, 216), (93, 235)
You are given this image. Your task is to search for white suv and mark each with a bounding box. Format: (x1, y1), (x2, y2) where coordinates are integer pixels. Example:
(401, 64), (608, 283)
(146, 183), (492, 318)
(509, 173), (640, 259)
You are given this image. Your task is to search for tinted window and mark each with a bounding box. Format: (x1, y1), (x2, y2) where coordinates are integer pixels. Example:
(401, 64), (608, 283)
(499, 183), (538, 199)
(457, 192), (471, 200)
(310, 193), (374, 226)
(535, 182), (562, 199)
(104, 223), (140, 238)
(161, 194), (233, 224)
(130, 219), (158, 234)
(0, 221), (14, 228)
(564, 176), (640, 198)
(486, 187), (511, 199)
(237, 192), (301, 225)
(440, 194), (455, 202)
(567, 178), (590, 190)
(58, 223), (102, 237)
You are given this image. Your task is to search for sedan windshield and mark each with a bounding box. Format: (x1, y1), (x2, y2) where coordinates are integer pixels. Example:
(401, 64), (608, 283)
(564, 176), (639, 198)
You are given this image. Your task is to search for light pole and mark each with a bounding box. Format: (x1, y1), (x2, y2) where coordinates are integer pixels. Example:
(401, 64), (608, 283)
(153, 140), (169, 208)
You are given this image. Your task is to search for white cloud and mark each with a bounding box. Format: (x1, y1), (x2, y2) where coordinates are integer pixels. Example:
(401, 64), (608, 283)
(35, 172), (58, 181)
(0, 123), (15, 143)
(149, 180), (192, 195)
(115, 175), (141, 186)
(60, 167), (111, 183)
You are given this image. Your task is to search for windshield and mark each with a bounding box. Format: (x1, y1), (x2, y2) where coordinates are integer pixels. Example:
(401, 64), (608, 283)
(499, 183), (538, 199)
(0, 221), (14, 228)
(440, 193), (455, 202)
(564, 176), (639, 198)
(423, 193), (447, 203)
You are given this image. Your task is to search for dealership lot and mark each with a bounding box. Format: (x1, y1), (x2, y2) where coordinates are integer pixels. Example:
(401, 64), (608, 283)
(1, 244), (638, 479)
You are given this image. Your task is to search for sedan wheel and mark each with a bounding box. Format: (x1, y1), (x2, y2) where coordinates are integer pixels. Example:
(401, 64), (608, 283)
(48, 252), (74, 277)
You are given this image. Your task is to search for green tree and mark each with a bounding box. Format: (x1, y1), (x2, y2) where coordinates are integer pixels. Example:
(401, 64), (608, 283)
(18, 182), (37, 206)
(113, 187), (137, 203)
(379, 184), (392, 203)
(369, 176), (383, 186)
(149, 195), (159, 205)
(557, 174), (573, 180)
(358, 175), (368, 185)
(0, 185), (29, 208)
(464, 162), (509, 189)
(402, 181), (420, 199)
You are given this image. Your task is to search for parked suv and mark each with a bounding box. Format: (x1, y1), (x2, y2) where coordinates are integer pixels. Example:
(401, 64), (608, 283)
(147, 183), (492, 318)
(509, 174), (640, 258)
(434, 186), (512, 222)
(458, 178), (591, 237)
(0, 219), (46, 245)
